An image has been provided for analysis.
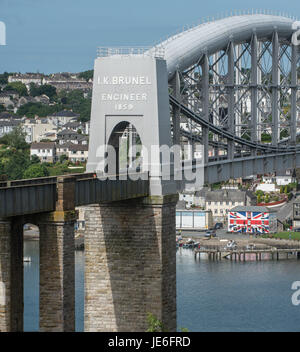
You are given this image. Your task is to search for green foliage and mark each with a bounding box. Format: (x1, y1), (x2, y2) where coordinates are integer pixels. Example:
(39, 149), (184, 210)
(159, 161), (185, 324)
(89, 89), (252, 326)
(23, 163), (49, 179)
(78, 70), (94, 81)
(0, 127), (31, 180)
(261, 133), (272, 143)
(0, 104), (6, 113)
(17, 102), (62, 118)
(179, 327), (190, 332)
(265, 194), (270, 203)
(146, 313), (164, 332)
(29, 83), (57, 100)
(30, 154), (41, 164)
(57, 89), (91, 122)
(257, 194), (262, 204)
(0, 126), (29, 150)
(255, 190), (264, 197)
(4, 82), (28, 96)
(0, 72), (9, 85)
(59, 154), (68, 163)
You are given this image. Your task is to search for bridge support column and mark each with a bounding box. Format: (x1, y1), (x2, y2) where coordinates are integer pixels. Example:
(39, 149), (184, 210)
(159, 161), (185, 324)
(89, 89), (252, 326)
(37, 176), (76, 332)
(84, 194), (178, 332)
(0, 219), (23, 332)
(38, 211), (76, 332)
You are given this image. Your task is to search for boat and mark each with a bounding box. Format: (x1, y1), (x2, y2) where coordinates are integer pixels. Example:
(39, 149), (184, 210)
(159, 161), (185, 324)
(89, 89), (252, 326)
(23, 256), (31, 263)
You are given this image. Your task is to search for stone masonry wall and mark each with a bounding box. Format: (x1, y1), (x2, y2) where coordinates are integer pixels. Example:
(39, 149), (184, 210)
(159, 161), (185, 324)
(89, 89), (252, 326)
(0, 219), (23, 332)
(38, 213), (75, 332)
(84, 195), (178, 332)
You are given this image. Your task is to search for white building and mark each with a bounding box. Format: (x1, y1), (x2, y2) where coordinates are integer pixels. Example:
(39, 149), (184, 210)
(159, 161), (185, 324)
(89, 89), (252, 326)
(22, 118), (57, 143)
(30, 142), (56, 163)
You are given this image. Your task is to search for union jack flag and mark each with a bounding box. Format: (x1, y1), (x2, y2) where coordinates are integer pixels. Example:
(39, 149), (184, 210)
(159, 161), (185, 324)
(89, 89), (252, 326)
(228, 211), (270, 234)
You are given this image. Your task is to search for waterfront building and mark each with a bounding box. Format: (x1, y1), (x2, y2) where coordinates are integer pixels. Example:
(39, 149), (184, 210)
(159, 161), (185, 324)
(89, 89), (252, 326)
(228, 206), (277, 234)
(205, 189), (256, 223)
(176, 209), (213, 230)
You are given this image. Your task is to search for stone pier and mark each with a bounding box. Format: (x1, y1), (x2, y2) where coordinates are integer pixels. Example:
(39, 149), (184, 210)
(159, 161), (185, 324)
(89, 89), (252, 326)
(84, 194), (178, 332)
(38, 176), (76, 332)
(0, 219), (23, 332)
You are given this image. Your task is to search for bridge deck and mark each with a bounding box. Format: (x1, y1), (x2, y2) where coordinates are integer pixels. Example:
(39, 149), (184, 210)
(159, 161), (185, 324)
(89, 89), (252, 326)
(0, 173), (149, 218)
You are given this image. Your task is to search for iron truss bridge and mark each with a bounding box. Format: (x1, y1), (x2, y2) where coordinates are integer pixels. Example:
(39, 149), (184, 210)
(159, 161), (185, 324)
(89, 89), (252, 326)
(150, 13), (300, 183)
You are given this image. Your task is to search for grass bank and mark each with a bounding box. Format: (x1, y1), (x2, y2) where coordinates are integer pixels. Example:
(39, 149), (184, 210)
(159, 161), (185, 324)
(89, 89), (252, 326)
(262, 232), (300, 241)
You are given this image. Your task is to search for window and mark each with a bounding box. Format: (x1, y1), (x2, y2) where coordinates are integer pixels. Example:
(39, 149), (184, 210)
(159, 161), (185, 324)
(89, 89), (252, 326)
(214, 209), (218, 214)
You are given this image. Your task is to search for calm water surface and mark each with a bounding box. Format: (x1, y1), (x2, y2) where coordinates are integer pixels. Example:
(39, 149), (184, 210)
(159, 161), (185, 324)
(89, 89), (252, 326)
(24, 241), (300, 332)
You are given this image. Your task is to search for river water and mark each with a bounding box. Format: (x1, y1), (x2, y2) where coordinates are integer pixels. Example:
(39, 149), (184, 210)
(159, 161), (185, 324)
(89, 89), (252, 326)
(24, 240), (300, 332)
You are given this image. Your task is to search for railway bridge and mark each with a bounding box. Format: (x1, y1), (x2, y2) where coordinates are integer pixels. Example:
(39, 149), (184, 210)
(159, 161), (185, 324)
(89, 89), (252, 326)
(1, 11), (300, 332)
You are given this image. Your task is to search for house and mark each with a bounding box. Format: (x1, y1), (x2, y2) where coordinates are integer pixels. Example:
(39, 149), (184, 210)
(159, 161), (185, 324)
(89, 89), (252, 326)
(17, 94), (50, 108)
(0, 112), (17, 121)
(22, 118), (57, 143)
(205, 189), (257, 222)
(30, 142), (56, 163)
(228, 206), (278, 234)
(68, 144), (89, 163)
(56, 142), (88, 162)
(179, 187), (208, 208)
(275, 170), (296, 186)
(42, 74), (92, 92)
(261, 170), (296, 187)
(57, 129), (88, 145)
(0, 92), (14, 108)
(47, 110), (79, 127)
(62, 121), (89, 135)
(8, 73), (43, 86)
(0, 119), (21, 138)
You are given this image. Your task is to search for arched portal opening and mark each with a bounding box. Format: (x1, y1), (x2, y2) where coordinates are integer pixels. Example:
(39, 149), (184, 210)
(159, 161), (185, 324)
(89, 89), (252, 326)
(107, 122), (143, 176)
(23, 223), (39, 332)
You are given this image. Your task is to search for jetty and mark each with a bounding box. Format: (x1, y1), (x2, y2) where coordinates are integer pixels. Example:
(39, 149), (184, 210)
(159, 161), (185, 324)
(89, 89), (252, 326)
(194, 248), (300, 261)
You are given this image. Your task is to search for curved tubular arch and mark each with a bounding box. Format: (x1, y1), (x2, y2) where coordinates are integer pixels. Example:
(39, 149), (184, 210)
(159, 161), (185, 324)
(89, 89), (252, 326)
(151, 14), (298, 80)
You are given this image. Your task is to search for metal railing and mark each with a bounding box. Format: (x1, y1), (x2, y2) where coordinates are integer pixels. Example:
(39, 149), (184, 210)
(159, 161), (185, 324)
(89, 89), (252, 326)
(97, 46), (165, 59)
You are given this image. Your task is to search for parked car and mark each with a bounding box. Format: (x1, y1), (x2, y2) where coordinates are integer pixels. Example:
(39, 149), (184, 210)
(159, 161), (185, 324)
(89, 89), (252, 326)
(294, 228), (300, 232)
(205, 231), (216, 238)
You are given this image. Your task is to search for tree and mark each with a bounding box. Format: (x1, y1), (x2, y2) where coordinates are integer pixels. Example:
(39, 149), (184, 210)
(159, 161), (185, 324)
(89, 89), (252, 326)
(4, 82), (28, 96)
(0, 126), (29, 150)
(0, 72), (9, 85)
(146, 313), (164, 332)
(78, 70), (93, 81)
(59, 154), (68, 163)
(30, 83), (57, 100)
(30, 154), (40, 164)
(23, 163), (49, 179)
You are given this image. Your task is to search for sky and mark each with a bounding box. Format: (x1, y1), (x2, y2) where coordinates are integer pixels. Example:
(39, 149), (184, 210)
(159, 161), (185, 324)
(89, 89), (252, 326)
(0, 0), (300, 74)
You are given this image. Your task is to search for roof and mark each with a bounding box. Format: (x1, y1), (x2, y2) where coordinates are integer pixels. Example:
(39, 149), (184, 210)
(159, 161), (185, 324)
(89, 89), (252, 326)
(31, 142), (56, 149)
(149, 14), (297, 79)
(63, 121), (81, 128)
(206, 189), (247, 202)
(231, 206), (270, 213)
(0, 120), (20, 127)
(0, 112), (15, 119)
(68, 144), (88, 152)
(57, 129), (79, 136)
(49, 110), (79, 117)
